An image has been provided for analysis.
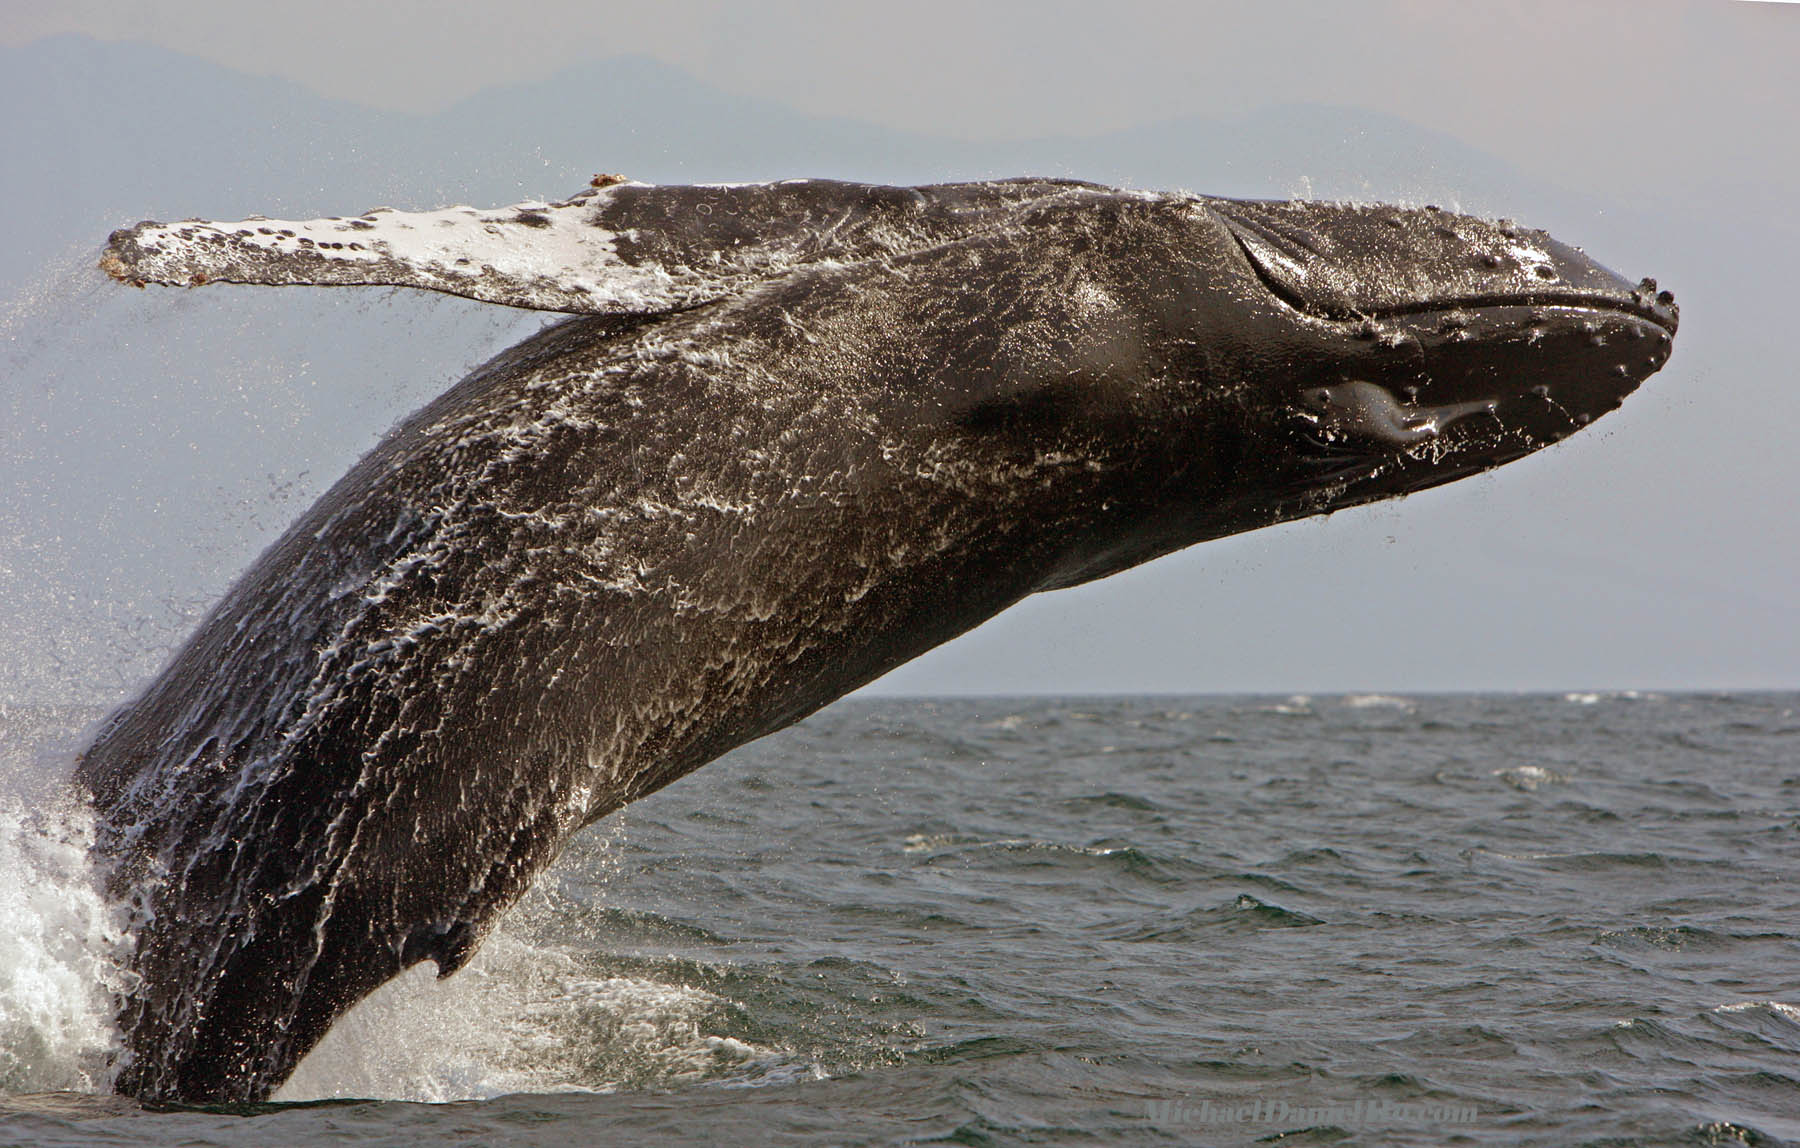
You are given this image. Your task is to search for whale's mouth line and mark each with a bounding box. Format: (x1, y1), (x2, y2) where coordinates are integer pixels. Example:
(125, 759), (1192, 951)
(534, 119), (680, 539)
(1359, 293), (1677, 334)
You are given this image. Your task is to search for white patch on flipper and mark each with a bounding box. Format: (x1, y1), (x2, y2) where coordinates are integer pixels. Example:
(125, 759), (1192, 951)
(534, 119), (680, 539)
(101, 185), (706, 315)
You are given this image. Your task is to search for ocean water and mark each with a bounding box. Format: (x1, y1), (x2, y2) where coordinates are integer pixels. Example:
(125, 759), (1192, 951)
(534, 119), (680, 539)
(1, 691), (1797, 1146)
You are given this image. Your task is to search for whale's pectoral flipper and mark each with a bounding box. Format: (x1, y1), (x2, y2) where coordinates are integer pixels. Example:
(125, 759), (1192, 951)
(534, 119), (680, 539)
(99, 176), (1114, 314)
(99, 190), (676, 313)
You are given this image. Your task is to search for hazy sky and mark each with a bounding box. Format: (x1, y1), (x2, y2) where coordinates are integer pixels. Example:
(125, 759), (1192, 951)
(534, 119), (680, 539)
(7, 1), (1797, 695)
(11, 1), (1797, 208)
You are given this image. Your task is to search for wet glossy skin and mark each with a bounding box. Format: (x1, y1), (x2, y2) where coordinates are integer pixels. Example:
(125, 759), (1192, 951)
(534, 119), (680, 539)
(80, 180), (1675, 1102)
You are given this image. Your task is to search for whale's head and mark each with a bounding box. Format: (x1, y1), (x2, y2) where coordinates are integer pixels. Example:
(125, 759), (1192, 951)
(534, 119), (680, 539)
(1028, 195), (1676, 589)
(1202, 198), (1676, 513)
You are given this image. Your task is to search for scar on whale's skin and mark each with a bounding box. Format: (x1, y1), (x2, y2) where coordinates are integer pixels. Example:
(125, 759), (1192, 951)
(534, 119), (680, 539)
(83, 175), (1677, 1103)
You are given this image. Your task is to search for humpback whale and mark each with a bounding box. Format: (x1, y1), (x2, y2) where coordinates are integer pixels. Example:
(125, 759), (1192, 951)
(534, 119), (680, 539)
(80, 176), (1677, 1103)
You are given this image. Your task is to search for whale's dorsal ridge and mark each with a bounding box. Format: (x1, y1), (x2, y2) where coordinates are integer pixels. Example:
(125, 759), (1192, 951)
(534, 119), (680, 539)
(98, 176), (1140, 316)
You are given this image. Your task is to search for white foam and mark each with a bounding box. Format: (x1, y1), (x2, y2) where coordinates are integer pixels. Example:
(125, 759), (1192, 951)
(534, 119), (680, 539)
(1493, 765), (1564, 792)
(277, 929), (803, 1102)
(1262, 695), (1314, 716)
(279, 826), (805, 1102)
(1562, 690), (1664, 706)
(1341, 694), (1416, 711)
(1714, 1001), (1800, 1023)
(0, 752), (130, 1094)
